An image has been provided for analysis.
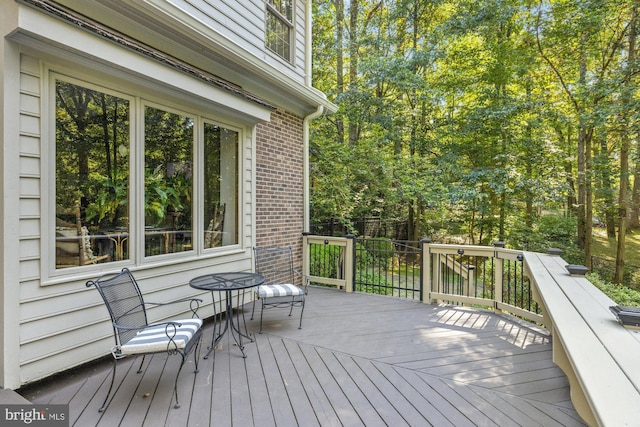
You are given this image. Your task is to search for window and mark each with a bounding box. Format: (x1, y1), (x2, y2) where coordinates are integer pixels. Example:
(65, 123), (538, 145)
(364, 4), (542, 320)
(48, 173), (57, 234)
(144, 106), (194, 257)
(266, 0), (293, 61)
(55, 79), (130, 268)
(53, 76), (239, 270)
(203, 123), (238, 249)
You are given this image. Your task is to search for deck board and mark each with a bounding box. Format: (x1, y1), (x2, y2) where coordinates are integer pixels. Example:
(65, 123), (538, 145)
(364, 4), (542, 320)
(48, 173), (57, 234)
(18, 286), (587, 426)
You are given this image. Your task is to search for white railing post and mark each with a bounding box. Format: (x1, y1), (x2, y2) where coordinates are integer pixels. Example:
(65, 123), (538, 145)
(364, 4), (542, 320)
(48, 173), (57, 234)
(302, 233), (310, 284)
(493, 241), (505, 314)
(344, 234), (355, 293)
(432, 246), (441, 304)
(421, 238), (432, 304)
(304, 234), (353, 290)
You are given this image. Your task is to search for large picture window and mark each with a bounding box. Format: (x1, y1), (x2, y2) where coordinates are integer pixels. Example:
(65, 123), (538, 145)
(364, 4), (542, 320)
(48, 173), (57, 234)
(144, 106), (194, 257)
(203, 123), (238, 248)
(266, 0), (293, 62)
(53, 76), (240, 270)
(55, 79), (130, 268)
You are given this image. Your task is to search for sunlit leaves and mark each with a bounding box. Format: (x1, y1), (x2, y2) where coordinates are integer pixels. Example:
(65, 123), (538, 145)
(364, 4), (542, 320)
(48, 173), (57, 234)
(310, 0), (639, 247)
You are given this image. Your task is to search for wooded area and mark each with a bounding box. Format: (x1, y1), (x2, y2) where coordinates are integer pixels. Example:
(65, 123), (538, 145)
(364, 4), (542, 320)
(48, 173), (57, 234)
(309, 0), (640, 283)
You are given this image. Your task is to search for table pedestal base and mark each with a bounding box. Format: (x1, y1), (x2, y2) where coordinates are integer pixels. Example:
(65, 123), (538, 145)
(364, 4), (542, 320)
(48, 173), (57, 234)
(205, 288), (253, 358)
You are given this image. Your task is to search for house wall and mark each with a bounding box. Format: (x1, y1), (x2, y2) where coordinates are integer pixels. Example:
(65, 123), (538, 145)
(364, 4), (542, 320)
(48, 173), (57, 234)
(169, 0), (307, 83)
(14, 52), (263, 386)
(0, 0), (320, 389)
(255, 109), (306, 267)
(51, 0), (311, 111)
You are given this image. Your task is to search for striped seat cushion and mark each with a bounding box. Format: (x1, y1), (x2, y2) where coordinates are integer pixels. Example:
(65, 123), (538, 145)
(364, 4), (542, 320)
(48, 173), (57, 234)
(257, 284), (304, 298)
(120, 318), (202, 355)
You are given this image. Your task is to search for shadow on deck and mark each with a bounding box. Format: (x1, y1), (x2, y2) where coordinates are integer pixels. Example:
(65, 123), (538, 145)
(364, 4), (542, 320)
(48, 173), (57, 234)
(18, 286), (587, 426)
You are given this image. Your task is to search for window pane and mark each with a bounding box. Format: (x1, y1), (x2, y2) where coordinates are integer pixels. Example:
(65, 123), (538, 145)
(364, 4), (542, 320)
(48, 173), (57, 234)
(269, 0), (292, 20)
(144, 106), (193, 256)
(266, 11), (291, 60)
(203, 123), (238, 248)
(55, 80), (130, 268)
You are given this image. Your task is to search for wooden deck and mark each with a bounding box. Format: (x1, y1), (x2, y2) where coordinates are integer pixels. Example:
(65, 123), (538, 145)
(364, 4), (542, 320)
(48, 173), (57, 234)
(18, 287), (587, 426)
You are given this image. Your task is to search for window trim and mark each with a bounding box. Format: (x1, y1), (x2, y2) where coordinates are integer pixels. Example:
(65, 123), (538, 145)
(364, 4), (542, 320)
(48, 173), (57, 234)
(198, 119), (242, 252)
(46, 71), (137, 277)
(140, 100), (197, 262)
(265, 0), (295, 63)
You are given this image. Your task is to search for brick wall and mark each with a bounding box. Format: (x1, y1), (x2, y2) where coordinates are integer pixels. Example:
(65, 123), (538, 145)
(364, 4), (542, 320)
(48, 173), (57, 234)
(255, 108), (305, 267)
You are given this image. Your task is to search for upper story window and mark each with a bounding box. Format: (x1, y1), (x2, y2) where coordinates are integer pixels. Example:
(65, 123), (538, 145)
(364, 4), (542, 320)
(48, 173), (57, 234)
(53, 75), (239, 270)
(266, 0), (294, 62)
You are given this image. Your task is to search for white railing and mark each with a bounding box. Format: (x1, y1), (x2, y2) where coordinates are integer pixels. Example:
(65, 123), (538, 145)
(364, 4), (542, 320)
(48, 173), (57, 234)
(302, 235), (541, 321)
(303, 235), (640, 425)
(302, 234), (354, 291)
(423, 241), (543, 323)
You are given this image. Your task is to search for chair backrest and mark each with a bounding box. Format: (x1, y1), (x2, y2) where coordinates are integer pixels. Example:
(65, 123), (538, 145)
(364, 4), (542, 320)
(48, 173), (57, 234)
(253, 246), (295, 286)
(56, 205), (101, 266)
(86, 268), (148, 347)
(204, 203), (226, 248)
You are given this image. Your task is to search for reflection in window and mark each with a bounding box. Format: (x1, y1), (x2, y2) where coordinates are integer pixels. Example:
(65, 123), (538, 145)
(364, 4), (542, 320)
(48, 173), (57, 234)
(55, 80), (130, 268)
(204, 123), (238, 248)
(266, 0), (293, 61)
(144, 106), (194, 256)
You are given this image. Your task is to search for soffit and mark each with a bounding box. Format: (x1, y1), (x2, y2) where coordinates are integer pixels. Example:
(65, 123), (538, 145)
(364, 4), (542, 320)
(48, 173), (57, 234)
(13, 0), (277, 123)
(27, 0), (337, 116)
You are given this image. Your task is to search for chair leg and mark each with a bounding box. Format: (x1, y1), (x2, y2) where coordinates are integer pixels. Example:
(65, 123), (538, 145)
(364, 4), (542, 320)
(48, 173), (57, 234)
(288, 297), (295, 316)
(251, 296), (257, 320)
(136, 355), (146, 373)
(172, 353), (187, 409)
(259, 300), (265, 334)
(298, 299), (305, 329)
(193, 336), (201, 374)
(99, 357), (118, 412)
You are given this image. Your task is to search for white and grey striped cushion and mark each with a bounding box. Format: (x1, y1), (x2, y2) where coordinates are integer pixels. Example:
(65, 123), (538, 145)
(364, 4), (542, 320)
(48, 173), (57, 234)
(257, 284), (304, 298)
(120, 318), (202, 355)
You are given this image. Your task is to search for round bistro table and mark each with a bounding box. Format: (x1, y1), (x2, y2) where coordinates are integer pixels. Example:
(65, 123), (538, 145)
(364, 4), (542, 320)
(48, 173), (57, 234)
(189, 272), (264, 358)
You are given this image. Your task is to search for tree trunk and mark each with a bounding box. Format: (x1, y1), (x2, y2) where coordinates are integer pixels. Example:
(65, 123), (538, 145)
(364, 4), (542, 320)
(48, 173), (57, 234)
(631, 151), (640, 228)
(615, 2), (638, 283)
(348, 0), (359, 146)
(334, 0), (345, 145)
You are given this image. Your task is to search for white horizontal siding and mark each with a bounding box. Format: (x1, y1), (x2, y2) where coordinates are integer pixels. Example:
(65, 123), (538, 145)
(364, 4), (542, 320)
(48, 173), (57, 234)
(19, 218), (39, 238)
(16, 50), (257, 385)
(19, 238), (40, 261)
(19, 156), (39, 177)
(18, 54), (43, 292)
(19, 177), (39, 197)
(177, 0), (306, 81)
(20, 135), (40, 157)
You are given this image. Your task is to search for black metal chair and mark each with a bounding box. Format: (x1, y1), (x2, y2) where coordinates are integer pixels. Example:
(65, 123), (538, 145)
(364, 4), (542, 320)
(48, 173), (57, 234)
(86, 268), (203, 412)
(251, 246), (308, 333)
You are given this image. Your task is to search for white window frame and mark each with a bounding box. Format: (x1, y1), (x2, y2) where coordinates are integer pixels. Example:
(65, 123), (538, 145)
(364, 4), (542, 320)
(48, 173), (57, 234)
(266, 0), (295, 62)
(43, 67), (245, 280)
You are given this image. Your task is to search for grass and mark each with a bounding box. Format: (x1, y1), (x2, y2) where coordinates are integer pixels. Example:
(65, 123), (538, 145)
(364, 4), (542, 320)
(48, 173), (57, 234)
(592, 228), (640, 267)
(591, 228), (640, 306)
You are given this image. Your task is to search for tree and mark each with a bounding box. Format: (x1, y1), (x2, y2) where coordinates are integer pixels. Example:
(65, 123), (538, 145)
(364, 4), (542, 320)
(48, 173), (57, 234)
(310, 0), (640, 281)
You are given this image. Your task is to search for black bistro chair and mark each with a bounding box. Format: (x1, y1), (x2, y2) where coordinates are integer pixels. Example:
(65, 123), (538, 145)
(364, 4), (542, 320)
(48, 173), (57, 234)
(86, 268), (203, 411)
(251, 246), (309, 333)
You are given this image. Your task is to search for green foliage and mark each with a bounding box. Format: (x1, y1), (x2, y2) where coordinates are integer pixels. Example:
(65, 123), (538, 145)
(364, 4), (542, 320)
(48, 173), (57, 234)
(310, 0), (637, 261)
(85, 174), (128, 225)
(507, 214), (584, 264)
(144, 165), (184, 227)
(588, 273), (640, 307)
(355, 272), (394, 295)
(55, 80), (130, 229)
(309, 243), (342, 279)
(357, 238), (395, 270)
